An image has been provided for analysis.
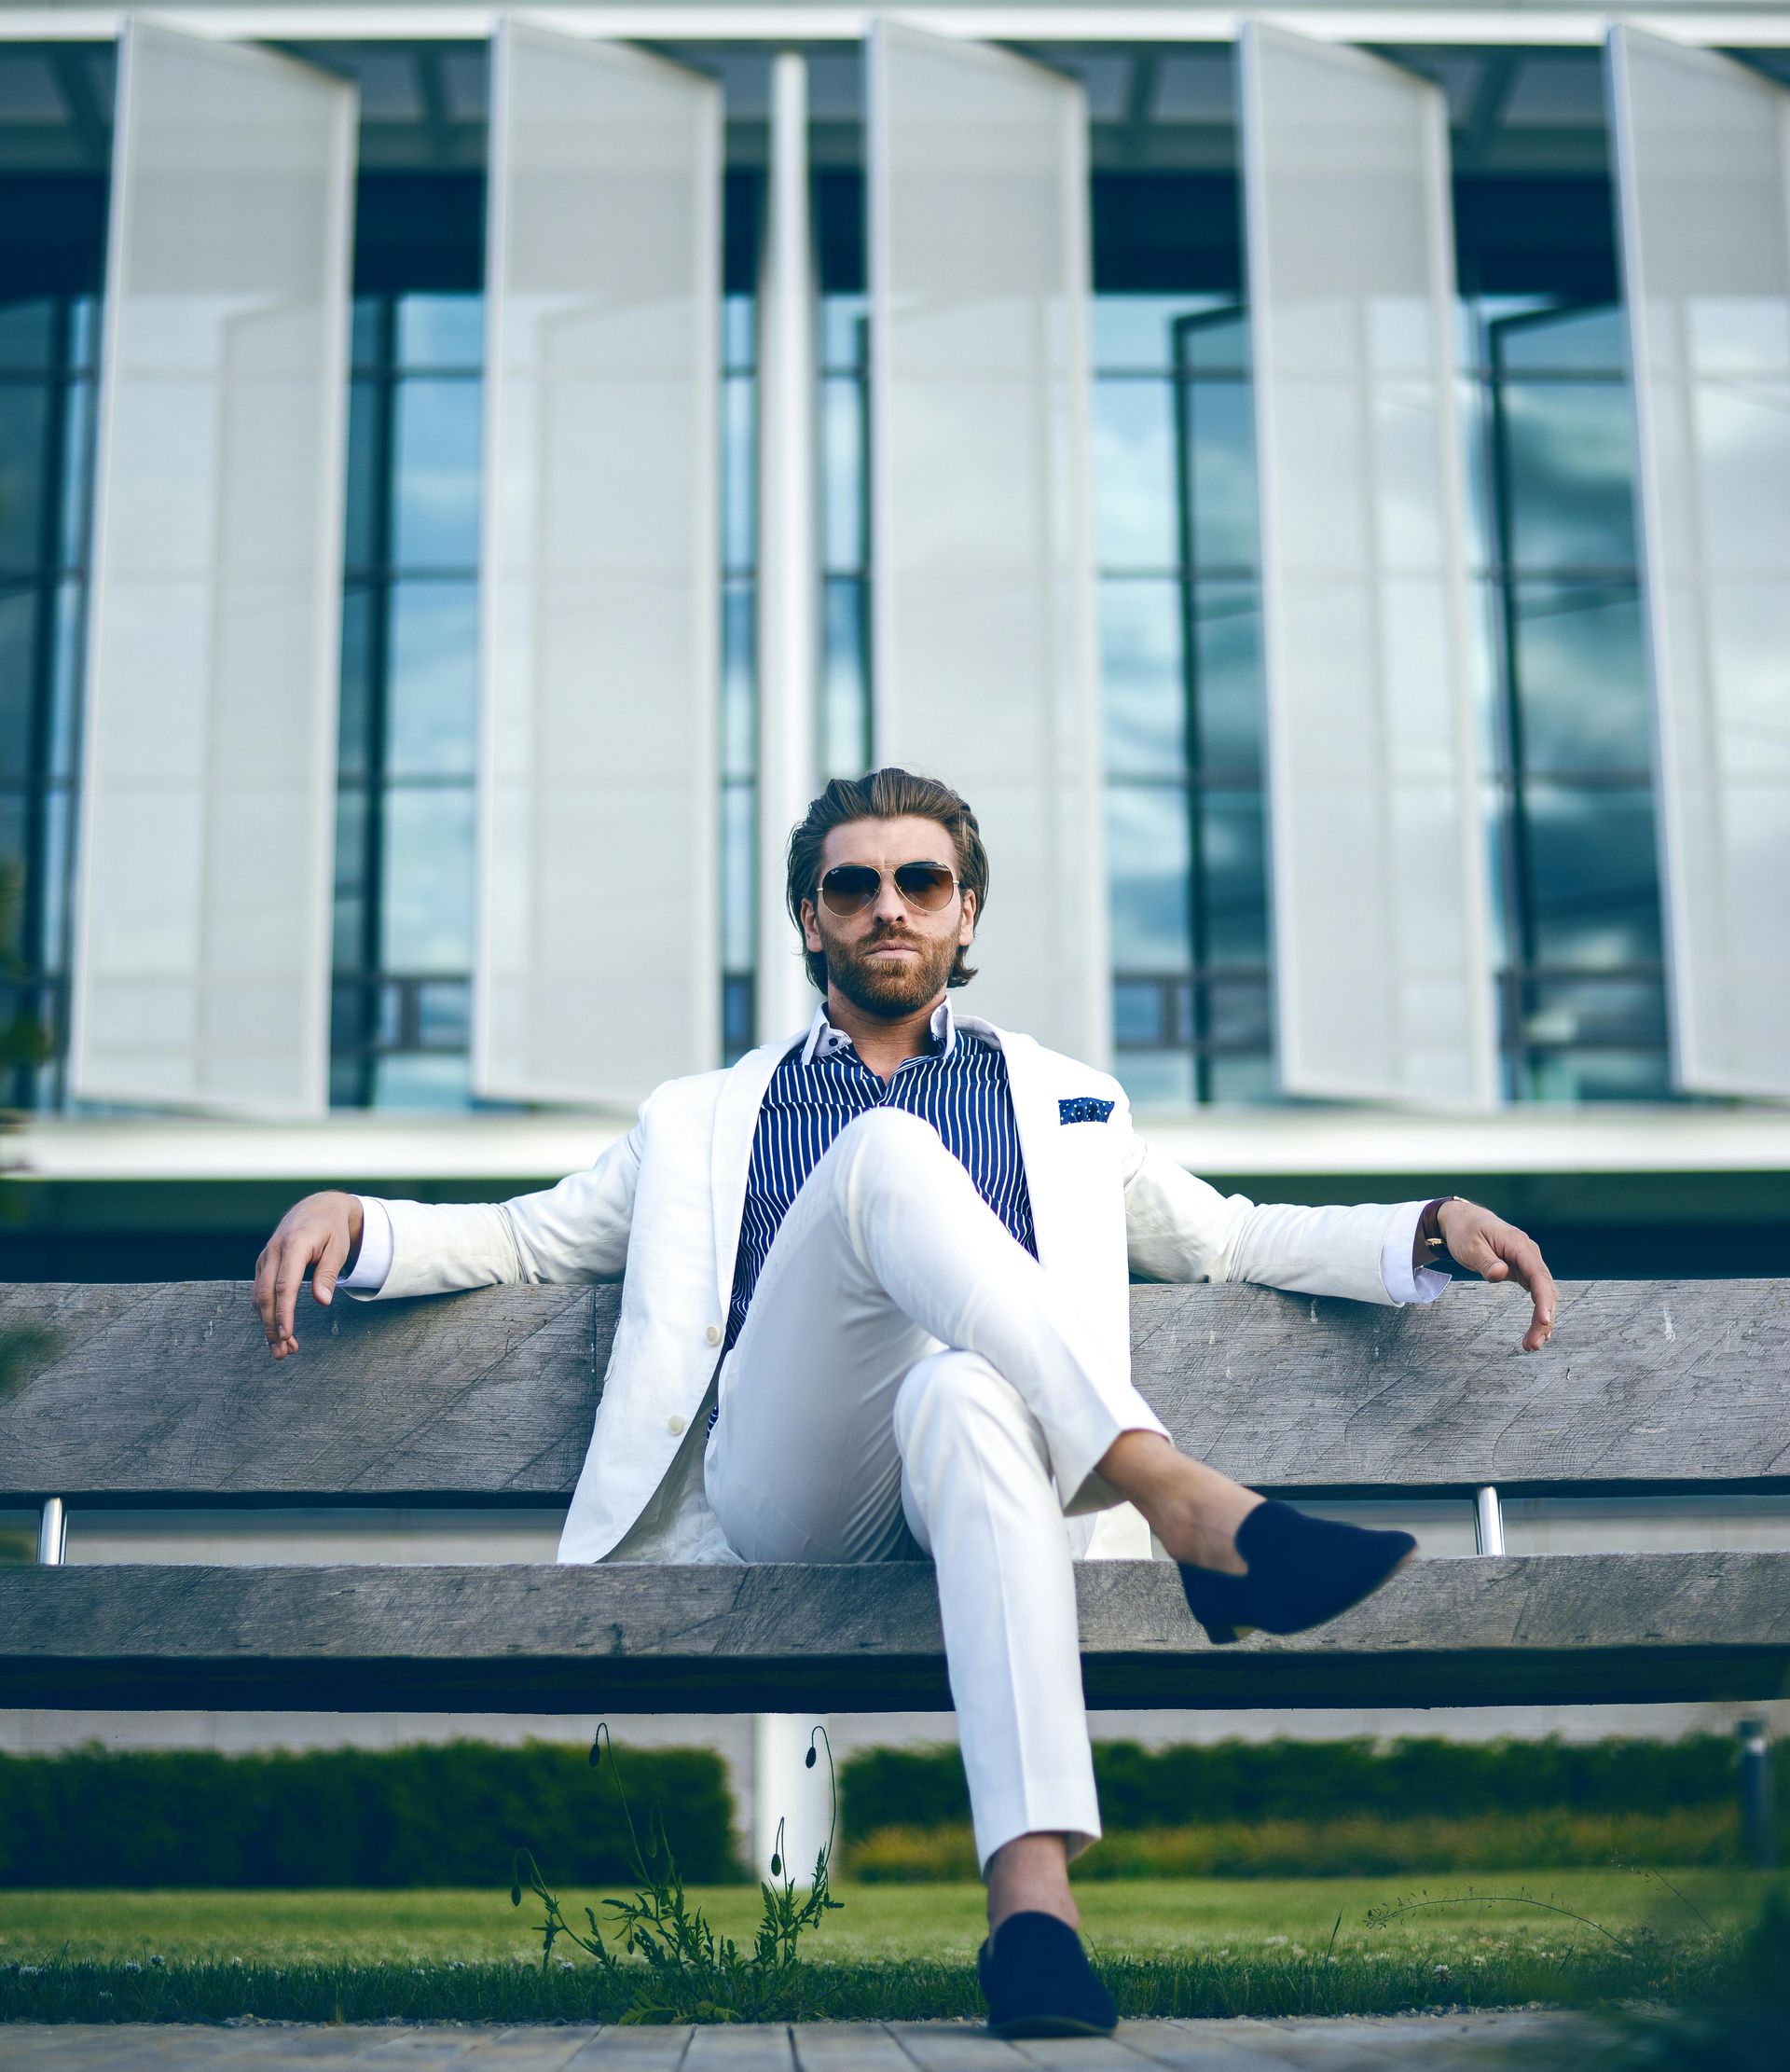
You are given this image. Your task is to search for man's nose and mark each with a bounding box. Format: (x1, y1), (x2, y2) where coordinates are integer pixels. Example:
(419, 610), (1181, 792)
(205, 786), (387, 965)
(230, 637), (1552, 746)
(870, 877), (907, 924)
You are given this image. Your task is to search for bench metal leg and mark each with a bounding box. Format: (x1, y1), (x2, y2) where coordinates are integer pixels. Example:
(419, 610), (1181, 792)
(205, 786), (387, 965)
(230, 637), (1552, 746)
(37, 1498), (65, 1567)
(1474, 1485), (1505, 1555)
(752, 1713), (833, 1882)
(1740, 1718), (1777, 1870)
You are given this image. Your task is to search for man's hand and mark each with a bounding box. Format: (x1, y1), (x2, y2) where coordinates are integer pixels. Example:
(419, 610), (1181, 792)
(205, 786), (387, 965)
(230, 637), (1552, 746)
(252, 1191), (364, 1360)
(1436, 1199), (1557, 1352)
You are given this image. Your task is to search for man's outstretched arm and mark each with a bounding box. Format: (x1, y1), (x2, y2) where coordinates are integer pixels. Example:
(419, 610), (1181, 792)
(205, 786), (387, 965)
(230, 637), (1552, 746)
(1117, 1111), (1557, 1353)
(251, 1113), (646, 1359)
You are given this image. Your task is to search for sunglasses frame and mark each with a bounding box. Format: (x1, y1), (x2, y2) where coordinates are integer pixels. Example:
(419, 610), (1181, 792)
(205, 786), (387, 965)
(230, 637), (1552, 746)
(815, 860), (962, 918)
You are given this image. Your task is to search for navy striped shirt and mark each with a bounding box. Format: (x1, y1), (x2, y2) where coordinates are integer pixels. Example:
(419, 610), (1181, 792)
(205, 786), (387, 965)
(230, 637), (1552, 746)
(723, 1000), (1037, 1354)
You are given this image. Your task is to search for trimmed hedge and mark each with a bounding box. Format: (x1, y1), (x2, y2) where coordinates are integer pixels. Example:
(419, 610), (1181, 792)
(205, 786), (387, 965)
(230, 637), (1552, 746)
(0, 1741), (741, 1889)
(841, 1734), (1787, 1838)
(843, 1806), (1747, 1881)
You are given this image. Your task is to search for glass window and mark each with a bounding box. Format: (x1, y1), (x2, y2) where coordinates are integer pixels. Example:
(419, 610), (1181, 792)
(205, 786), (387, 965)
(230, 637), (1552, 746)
(1519, 974), (1667, 1050)
(822, 576), (870, 778)
(34, 788), (71, 979)
(722, 780), (754, 973)
(1099, 578), (1185, 779)
(1198, 789), (1269, 968)
(0, 299), (55, 372)
(1116, 1047), (1196, 1108)
(1203, 975), (1272, 1051)
(384, 581), (479, 780)
(1191, 583), (1263, 779)
(1521, 783), (1663, 969)
(380, 786), (475, 972)
(1521, 1048), (1673, 1100)
(1508, 582), (1650, 776)
(0, 584), (36, 783)
(372, 1051), (472, 1109)
(820, 294), (868, 373)
(1093, 296), (1210, 375)
(0, 381), (48, 569)
(821, 373), (866, 574)
(416, 977), (471, 1050)
(723, 294), (756, 374)
(1499, 380), (1639, 573)
(722, 371), (756, 573)
(337, 585), (376, 785)
(1113, 977), (1166, 1046)
(1108, 784), (1191, 974)
(350, 295), (384, 371)
(332, 785), (367, 971)
(721, 579), (755, 781)
(1183, 379), (1258, 573)
(1494, 304), (1627, 378)
(1180, 310), (1251, 378)
(1205, 1052), (1275, 1103)
(395, 295), (484, 372)
(1095, 378), (1177, 570)
(343, 378), (385, 571)
(391, 377), (482, 571)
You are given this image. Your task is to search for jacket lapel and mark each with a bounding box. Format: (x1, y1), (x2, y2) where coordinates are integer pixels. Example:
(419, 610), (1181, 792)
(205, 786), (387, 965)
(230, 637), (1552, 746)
(709, 1027), (806, 1319)
(974, 1019), (1073, 1279)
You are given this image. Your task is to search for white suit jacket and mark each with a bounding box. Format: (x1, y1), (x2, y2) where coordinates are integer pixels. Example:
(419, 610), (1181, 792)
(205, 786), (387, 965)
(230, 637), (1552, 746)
(351, 1013), (1435, 1568)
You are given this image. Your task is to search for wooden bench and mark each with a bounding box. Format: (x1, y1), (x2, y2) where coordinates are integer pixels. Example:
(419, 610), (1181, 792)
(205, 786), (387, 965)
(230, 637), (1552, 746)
(2, 1278), (1787, 1716)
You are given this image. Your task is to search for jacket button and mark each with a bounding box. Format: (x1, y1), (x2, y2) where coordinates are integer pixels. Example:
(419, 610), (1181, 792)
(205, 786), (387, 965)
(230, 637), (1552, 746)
(704, 1324), (722, 1346)
(668, 1415), (686, 1437)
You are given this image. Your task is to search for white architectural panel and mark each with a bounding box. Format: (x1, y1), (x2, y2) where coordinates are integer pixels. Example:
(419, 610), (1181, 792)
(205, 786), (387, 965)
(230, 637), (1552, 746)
(1239, 23), (1496, 1106)
(756, 53), (821, 1045)
(1607, 29), (1790, 1098)
(475, 23), (720, 1104)
(868, 21), (1108, 1064)
(70, 24), (354, 1115)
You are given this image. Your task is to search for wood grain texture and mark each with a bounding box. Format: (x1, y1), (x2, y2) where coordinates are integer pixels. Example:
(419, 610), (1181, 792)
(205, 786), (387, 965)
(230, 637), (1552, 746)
(2, 1278), (1786, 1499)
(2, 1553), (1786, 1713)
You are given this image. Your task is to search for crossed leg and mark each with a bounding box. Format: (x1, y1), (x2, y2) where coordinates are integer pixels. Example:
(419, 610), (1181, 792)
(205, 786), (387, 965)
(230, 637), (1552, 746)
(702, 1106), (1257, 1927)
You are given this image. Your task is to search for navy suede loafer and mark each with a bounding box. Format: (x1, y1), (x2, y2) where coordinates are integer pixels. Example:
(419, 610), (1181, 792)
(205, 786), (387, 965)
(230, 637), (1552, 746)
(977, 1910), (1118, 2037)
(1178, 1498), (1417, 1646)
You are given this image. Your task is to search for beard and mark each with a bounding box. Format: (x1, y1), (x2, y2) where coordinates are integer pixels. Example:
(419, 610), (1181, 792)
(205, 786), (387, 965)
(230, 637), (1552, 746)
(823, 920), (960, 1018)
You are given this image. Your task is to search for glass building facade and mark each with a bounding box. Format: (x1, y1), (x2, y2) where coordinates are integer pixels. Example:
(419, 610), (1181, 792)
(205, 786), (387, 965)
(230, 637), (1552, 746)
(0, 28), (1783, 1114)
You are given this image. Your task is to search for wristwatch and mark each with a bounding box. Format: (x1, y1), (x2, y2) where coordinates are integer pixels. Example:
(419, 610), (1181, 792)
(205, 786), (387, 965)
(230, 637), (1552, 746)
(1417, 1196), (1459, 1265)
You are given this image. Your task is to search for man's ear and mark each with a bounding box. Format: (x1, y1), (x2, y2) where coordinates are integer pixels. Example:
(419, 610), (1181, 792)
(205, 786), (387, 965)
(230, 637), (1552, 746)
(958, 889), (977, 946)
(800, 896), (823, 954)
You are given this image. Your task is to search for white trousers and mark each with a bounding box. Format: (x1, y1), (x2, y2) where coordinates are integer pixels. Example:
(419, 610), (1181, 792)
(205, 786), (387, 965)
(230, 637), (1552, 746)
(703, 1106), (1170, 1871)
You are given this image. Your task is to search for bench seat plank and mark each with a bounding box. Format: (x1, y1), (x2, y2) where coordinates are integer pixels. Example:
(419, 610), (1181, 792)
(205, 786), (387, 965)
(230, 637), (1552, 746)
(4, 1553), (1786, 1712)
(2, 1278), (1786, 1499)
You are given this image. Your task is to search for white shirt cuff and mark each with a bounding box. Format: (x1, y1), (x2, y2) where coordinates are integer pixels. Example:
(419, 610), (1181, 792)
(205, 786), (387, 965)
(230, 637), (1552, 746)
(338, 1195), (394, 1294)
(1381, 1199), (1450, 1306)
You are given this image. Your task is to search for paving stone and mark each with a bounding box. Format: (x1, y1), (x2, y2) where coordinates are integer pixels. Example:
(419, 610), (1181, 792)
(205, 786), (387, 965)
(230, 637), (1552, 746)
(0, 2017), (1642, 2071)
(885, 2020), (1034, 2071)
(793, 2022), (920, 2072)
(558, 2028), (692, 2072)
(683, 2026), (796, 2072)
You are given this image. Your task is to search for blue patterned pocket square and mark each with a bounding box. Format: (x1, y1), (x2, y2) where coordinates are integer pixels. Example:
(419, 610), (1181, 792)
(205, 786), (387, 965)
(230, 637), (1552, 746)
(1059, 1096), (1115, 1125)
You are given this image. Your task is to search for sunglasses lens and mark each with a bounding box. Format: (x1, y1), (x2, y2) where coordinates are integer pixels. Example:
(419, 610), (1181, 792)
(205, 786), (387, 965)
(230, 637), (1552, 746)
(819, 865), (880, 914)
(894, 863), (957, 911)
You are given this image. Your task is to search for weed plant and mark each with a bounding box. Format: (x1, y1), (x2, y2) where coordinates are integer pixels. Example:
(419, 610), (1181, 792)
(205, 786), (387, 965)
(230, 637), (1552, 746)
(509, 1721), (843, 2022)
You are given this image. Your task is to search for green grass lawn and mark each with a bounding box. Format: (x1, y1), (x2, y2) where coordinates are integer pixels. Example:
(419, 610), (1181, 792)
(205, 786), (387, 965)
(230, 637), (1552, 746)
(0, 1870), (1772, 1962)
(2, 1874), (1783, 2026)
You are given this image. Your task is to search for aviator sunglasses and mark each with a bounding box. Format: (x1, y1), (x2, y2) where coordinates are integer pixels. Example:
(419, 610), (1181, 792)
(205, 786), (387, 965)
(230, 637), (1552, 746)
(817, 861), (960, 917)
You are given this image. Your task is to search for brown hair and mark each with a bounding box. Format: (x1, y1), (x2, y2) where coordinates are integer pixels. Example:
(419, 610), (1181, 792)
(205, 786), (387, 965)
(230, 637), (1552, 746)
(785, 768), (989, 996)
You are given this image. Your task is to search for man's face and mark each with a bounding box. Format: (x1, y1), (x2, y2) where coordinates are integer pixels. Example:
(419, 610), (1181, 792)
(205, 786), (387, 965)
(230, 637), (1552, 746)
(801, 815), (978, 1019)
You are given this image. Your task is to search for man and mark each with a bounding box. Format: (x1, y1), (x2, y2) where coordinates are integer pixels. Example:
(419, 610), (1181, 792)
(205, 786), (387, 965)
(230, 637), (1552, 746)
(255, 767), (1557, 2037)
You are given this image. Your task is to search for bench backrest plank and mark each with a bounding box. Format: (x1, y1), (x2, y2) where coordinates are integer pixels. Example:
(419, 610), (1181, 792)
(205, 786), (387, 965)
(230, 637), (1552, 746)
(1, 1278), (1785, 1501)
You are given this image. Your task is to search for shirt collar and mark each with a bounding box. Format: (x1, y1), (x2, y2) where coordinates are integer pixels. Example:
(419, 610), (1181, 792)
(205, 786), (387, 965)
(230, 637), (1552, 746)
(800, 997), (957, 1068)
